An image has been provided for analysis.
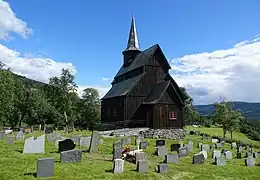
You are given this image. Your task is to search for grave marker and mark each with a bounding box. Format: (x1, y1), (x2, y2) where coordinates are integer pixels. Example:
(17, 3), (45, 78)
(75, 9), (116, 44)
(157, 146), (168, 157)
(211, 139), (218, 143)
(231, 142), (237, 149)
(136, 160), (149, 173)
(113, 141), (123, 160)
(165, 154), (179, 164)
(224, 151), (232, 160)
(6, 136), (14, 144)
(36, 158), (54, 178)
(58, 139), (76, 152)
(178, 146), (189, 157)
(156, 140), (165, 147)
(192, 153), (205, 164)
(0, 131), (4, 140)
(245, 156), (255, 167)
(170, 144), (181, 151)
(212, 150), (221, 159)
(80, 137), (91, 147)
(135, 152), (146, 164)
(214, 155), (226, 166)
(16, 130), (24, 140)
(71, 135), (81, 144)
(201, 144), (210, 151)
(23, 135), (45, 154)
(140, 141), (149, 150)
(89, 131), (100, 153)
(60, 149), (82, 163)
(157, 164), (168, 173)
(113, 159), (124, 173)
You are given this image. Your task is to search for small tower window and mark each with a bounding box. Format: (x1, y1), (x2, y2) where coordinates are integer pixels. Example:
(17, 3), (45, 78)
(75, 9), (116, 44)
(169, 112), (177, 120)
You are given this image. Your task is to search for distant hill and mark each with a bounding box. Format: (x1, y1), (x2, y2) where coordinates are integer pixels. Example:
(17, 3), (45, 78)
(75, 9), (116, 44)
(195, 102), (260, 121)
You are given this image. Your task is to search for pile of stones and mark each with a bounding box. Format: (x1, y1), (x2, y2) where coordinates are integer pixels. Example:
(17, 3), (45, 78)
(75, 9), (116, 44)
(142, 128), (185, 140)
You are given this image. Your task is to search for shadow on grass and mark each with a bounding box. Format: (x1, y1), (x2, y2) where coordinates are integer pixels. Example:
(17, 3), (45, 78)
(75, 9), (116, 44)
(24, 172), (36, 177)
(105, 169), (113, 173)
(16, 150), (23, 153)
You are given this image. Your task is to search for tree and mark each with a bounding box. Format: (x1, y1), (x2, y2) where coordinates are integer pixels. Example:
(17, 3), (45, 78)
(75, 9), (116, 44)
(228, 109), (244, 139)
(49, 68), (78, 125)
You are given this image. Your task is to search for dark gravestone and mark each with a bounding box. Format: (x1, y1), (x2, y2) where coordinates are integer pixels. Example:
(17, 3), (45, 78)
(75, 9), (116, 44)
(37, 158), (54, 178)
(165, 154), (179, 164)
(170, 144), (181, 151)
(45, 127), (53, 134)
(192, 153), (205, 164)
(157, 146), (168, 157)
(178, 147), (189, 157)
(60, 149), (82, 163)
(113, 141), (123, 160)
(140, 141), (149, 150)
(0, 131), (4, 140)
(6, 136), (14, 144)
(89, 131), (100, 153)
(156, 140), (165, 147)
(136, 159), (149, 173)
(58, 139), (76, 152)
(157, 164), (168, 173)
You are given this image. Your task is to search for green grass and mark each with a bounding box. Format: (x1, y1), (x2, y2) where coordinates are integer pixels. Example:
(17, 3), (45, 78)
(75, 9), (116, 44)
(0, 129), (259, 180)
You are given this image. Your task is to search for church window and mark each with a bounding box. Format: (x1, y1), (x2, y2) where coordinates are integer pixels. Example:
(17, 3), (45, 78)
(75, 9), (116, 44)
(169, 112), (177, 120)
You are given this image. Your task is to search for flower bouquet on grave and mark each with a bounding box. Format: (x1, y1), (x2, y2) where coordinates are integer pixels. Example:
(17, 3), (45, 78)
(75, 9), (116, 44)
(122, 146), (135, 163)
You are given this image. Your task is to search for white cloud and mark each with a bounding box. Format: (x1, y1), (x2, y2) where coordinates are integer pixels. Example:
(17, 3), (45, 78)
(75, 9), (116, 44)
(77, 85), (111, 98)
(102, 77), (110, 81)
(0, 1), (32, 40)
(170, 35), (260, 105)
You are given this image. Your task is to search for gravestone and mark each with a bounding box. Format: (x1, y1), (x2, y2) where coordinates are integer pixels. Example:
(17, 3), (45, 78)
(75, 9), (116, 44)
(245, 156), (255, 167)
(193, 153), (205, 164)
(156, 140), (165, 147)
(36, 158), (54, 178)
(24, 127), (32, 134)
(165, 154), (179, 164)
(170, 144), (181, 151)
(135, 152), (146, 164)
(6, 136), (14, 144)
(58, 139), (76, 152)
(215, 143), (223, 148)
(80, 137), (91, 147)
(201, 144), (210, 151)
(65, 125), (74, 133)
(113, 141), (123, 159)
(178, 146), (189, 157)
(71, 135), (81, 144)
(136, 159), (149, 173)
(135, 137), (142, 145)
(157, 164), (168, 173)
(246, 152), (252, 158)
(211, 139), (218, 143)
(187, 140), (193, 152)
(89, 131), (100, 153)
(47, 132), (59, 143)
(16, 130), (24, 140)
(45, 127), (53, 134)
(23, 135), (45, 154)
(55, 136), (66, 148)
(224, 151), (232, 160)
(0, 131), (4, 140)
(253, 152), (258, 159)
(60, 149), (82, 163)
(122, 137), (131, 145)
(113, 159), (124, 173)
(212, 150), (221, 159)
(198, 143), (202, 149)
(199, 150), (207, 159)
(231, 142), (237, 149)
(157, 146), (168, 157)
(214, 155), (226, 166)
(140, 141), (149, 150)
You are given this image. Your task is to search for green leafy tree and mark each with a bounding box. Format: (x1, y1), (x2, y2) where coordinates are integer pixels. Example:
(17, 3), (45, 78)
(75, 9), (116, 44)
(228, 109), (244, 139)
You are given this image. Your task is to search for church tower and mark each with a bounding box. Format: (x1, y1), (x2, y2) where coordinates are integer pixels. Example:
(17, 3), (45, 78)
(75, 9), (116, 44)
(122, 15), (141, 67)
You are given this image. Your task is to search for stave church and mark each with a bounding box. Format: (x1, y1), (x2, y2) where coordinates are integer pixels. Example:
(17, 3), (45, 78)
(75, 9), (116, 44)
(101, 16), (185, 129)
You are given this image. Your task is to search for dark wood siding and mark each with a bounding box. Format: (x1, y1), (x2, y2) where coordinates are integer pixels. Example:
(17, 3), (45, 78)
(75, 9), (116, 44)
(101, 97), (124, 123)
(125, 96), (146, 120)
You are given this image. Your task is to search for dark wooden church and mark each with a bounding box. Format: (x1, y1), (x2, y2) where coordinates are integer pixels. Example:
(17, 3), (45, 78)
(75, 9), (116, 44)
(101, 16), (185, 129)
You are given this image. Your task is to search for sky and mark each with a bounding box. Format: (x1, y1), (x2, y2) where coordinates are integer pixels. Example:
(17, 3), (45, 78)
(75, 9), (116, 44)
(0, 0), (260, 105)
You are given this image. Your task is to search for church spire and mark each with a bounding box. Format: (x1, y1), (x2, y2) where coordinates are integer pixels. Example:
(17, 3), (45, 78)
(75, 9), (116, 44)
(124, 15), (140, 52)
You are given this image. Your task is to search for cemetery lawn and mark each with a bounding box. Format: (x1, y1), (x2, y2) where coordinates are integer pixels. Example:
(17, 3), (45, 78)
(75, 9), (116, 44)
(0, 130), (259, 180)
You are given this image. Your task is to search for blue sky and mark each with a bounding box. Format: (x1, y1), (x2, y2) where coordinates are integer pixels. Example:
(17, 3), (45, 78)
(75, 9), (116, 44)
(1, 0), (260, 104)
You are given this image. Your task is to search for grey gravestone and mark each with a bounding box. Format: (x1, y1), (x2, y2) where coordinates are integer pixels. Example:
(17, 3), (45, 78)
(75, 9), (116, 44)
(187, 141), (193, 152)
(193, 153), (205, 164)
(89, 131), (100, 153)
(212, 150), (221, 159)
(215, 143), (223, 148)
(65, 125), (74, 133)
(136, 159), (149, 173)
(231, 142), (237, 149)
(58, 139), (76, 152)
(199, 150), (207, 159)
(140, 141), (149, 149)
(0, 131), (4, 140)
(253, 152), (258, 159)
(157, 146), (168, 157)
(23, 135), (45, 154)
(60, 149), (82, 163)
(221, 149), (228, 153)
(36, 158), (54, 178)
(135, 152), (146, 164)
(80, 137), (91, 147)
(201, 144), (210, 151)
(135, 137), (142, 145)
(211, 139), (218, 143)
(165, 154), (179, 164)
(113, 159), (124, 173)
(113, 141), (123, 160)
(170, 144), (181, 151)
(47, 132), (59, 143)
(246, 152), (252, 158)
(215, 155), (226, 166)
(157, 164), (168, 173)
(156, 140), (165, 147)
(122, 137), (131, 145)
(224, 151), (232, 160)
(6, 136), (14, 144)
(245, 156), (255, 167)
(210, 144), (215, 150)
(45, 127), (53, 134)
(178, 146), (189, 157)
(16, 131), (24, 140)
(71, 135), (81, 144)
(236, 152), (242, 159)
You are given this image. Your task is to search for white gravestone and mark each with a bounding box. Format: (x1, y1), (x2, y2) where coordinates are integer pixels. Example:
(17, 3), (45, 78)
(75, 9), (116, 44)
(23, 135), (45, 154)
